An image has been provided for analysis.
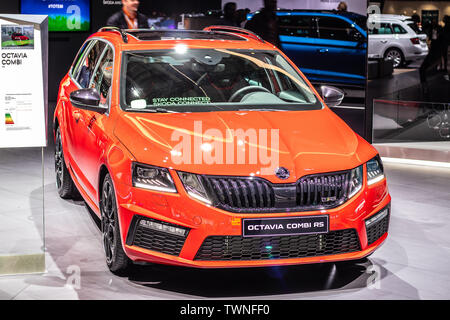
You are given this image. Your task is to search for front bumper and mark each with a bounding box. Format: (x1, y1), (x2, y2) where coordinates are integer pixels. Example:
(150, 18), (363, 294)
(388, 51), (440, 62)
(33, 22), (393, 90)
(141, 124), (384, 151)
(115, 173), (391, 268)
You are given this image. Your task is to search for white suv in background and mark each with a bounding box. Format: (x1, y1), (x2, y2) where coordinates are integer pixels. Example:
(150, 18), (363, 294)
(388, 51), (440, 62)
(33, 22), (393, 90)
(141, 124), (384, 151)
(368, 14), (428, 68)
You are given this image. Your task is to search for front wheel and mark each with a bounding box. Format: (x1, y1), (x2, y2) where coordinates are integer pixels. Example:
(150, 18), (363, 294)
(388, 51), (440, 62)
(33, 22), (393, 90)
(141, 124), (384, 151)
(101, 173), (129, 275)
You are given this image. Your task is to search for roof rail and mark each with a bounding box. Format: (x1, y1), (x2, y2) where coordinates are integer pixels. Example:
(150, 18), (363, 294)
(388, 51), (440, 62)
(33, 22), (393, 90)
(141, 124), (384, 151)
(97, 26), (128, 43)
(278, 9), (337, 13)
(203, 26), (264, 43)
(276, 9), (340, 13)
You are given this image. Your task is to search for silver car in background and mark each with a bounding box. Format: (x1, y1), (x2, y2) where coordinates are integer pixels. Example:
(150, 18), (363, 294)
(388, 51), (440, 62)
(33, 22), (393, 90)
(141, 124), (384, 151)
(368, 14), (428, 68)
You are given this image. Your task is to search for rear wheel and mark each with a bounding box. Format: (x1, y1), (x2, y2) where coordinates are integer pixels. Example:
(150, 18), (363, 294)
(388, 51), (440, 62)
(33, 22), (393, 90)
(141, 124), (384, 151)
(101, 174), (129, 275)
(384, 48), (404, 68)
(54, 127), (78, 199)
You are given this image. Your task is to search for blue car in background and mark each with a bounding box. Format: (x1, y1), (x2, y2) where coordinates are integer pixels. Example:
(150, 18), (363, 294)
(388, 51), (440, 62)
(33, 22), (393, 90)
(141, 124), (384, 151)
(248, 10), (367, 87)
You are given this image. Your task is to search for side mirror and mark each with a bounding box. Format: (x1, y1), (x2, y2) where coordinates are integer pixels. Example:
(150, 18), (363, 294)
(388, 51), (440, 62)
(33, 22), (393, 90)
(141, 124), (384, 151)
(320, 85), (344, 107)
(69, 88), (107, 113)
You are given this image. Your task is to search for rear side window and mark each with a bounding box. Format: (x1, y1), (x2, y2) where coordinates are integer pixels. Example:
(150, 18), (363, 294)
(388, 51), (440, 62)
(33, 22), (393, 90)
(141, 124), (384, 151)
(392, 24), (407, 34)
(407, 21), (424, 34)
(71, 40), (92, 80)
(75, 40), (106, 88)
(369, 23), (393, 35)
(90, 46), (114, 107)
(278, 15), (316, 37)
(317, 16), (353, 41)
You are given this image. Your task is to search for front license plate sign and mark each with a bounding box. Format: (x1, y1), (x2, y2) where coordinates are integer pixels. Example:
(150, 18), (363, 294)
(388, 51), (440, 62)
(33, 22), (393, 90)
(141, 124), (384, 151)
(243, 215), (329, 237)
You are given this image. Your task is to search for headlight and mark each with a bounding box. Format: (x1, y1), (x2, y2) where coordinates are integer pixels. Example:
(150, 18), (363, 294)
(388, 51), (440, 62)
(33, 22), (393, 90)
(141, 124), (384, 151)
(178, 172), (212, 205)
(132, 163), (177, 193)
(348, 165), (363, 198)
(367, 155), (385, 185)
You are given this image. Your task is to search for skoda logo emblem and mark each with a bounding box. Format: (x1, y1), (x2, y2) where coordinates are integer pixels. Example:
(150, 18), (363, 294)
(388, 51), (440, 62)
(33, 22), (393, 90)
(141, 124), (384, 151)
(275, 167), (290, 180)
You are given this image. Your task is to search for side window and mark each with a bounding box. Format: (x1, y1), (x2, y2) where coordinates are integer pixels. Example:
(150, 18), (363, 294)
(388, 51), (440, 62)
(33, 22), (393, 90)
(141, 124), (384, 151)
(71, 40), (92, 81)
(369, 23), (393, 35)
(90, 45), (114, 107)
(278, 15), (316, 38)
(392, 24), (407, 34)
(317, 17), (353, 41)
(75, 40), (106, 88)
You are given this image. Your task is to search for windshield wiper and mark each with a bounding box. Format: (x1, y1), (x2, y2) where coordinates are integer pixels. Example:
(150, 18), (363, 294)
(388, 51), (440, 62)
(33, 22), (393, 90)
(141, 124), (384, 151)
(127, 107), (177, 113)
(147, 107), (178, 113)
(237, 108), (288, 112)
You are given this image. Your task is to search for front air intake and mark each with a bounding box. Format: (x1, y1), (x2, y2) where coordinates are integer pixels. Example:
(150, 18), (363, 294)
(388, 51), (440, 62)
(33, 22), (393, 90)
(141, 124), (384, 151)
(195, 229), (361, 261)
(365, 205), (390, 245)
(126, 216), (189, 256)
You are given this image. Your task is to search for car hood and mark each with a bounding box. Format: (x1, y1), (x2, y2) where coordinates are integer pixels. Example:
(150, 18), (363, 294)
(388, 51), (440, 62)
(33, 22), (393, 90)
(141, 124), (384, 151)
(114, 108), (377, 183)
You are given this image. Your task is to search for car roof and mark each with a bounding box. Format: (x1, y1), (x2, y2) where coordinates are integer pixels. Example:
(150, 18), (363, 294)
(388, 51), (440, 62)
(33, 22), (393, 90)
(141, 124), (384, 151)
(276, 9), (366, 19)
(91, 28), (275, 51)
(248, 9), (366, 21)
(248, 10), (367, 35)
(370, 14), (412, 21)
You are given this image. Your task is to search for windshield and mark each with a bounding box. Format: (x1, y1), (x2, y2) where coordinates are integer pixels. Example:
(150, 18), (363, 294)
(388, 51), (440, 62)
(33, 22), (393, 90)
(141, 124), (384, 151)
(120, 48), (321, 112)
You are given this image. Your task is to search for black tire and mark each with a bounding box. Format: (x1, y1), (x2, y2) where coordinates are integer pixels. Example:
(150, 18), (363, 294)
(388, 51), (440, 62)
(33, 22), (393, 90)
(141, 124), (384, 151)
(384, 47), (404, 68)
(101, 174), (129, 275)
(54, 127), (78, 199)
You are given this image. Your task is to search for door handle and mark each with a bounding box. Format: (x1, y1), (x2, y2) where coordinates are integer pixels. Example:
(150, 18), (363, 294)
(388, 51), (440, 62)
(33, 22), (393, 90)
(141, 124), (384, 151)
(73, 110), (81, 123)
(317, 48), (329, 53)
(380, 40), (387, 44)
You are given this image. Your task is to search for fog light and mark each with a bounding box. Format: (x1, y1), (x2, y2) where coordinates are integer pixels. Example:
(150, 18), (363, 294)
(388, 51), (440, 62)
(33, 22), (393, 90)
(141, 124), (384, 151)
(139, 219), (188, 237)
(365, 206), (389, 228)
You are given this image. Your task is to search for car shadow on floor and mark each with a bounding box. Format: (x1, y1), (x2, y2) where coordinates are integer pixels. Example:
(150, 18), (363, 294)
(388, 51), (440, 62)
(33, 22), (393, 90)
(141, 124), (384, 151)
(122, 259), (380, 298)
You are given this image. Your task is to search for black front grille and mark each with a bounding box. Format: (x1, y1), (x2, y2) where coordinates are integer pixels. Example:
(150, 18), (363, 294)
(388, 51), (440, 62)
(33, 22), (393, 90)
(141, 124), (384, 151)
(200, 171), (350, 213)
(126, 216), (189, 256)
(201, 176), (275, 209)
(195, 229), (361, 261)
(366, 211), (390, 246)
(296, 172), (350, 207)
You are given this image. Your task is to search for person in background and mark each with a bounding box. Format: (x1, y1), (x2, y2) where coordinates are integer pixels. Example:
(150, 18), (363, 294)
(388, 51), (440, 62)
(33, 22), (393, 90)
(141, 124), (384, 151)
(337, 1), (348, 13)
(410, 13), (422, 33)
(106, 0), (149, 29)
(219, 2), (239, 27)
(235, 8), (250, 28)
(411, 13), (420, 25)
(420, 19), (445, 86)
(245, 0), (280, 47)
(427, 19), (442, 50)
(440, 15), (450, 72)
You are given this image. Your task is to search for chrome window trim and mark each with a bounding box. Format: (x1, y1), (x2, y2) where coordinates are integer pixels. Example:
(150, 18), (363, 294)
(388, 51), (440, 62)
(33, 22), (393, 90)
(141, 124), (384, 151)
(88, 43), (109, 89)
(88, 45), (114, 88)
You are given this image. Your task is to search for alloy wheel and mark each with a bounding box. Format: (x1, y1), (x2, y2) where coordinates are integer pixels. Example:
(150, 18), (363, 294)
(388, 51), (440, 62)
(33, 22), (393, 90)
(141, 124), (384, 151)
(101, 179), (116, 266)
(386, 49), (402, 68)
(54, 131), (64, 190)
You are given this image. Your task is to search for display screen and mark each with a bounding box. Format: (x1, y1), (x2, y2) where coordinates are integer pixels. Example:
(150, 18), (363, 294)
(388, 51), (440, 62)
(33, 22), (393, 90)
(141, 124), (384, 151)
(21, 0), (90, 32)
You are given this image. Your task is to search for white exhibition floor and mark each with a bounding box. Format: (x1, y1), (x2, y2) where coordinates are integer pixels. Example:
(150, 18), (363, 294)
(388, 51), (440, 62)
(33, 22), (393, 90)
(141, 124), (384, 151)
(0, 146), (450, 299)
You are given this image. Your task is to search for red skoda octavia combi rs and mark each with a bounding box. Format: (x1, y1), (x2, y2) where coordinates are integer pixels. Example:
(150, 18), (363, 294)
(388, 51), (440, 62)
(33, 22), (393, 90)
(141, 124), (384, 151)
(54, 27), (390, 274)
(11, 32), (29, 41)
